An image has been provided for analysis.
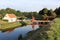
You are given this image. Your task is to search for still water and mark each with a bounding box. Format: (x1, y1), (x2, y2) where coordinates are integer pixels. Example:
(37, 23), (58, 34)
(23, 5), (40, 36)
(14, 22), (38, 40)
(0, 25), (39, 40)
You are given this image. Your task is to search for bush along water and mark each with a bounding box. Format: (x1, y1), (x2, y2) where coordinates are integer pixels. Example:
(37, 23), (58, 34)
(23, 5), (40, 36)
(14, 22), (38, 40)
(20, 21), (27, 26)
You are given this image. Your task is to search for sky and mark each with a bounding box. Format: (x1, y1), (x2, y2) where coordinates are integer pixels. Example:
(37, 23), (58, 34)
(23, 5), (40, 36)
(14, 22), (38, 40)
(0, 0), (60, 12)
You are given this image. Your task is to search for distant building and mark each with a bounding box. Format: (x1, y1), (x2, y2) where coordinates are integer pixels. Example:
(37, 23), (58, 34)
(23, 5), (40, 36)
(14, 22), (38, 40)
(3, 14), (17, 22)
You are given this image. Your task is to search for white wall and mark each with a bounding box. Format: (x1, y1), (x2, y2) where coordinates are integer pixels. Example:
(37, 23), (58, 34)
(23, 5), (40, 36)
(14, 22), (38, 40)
(8, 18), (17, 22)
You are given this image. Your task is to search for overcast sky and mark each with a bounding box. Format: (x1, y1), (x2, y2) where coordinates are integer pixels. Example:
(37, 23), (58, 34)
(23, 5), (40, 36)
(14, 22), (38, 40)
(0, 0), (60, 12)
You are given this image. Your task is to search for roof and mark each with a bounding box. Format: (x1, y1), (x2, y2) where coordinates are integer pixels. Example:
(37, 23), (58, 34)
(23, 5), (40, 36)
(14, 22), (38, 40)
(7, 14), (17, 18)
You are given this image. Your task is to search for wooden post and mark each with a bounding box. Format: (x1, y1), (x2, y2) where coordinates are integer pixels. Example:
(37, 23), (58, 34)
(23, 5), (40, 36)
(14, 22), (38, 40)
(46, 17), (48, 21)
(32, 16), (35, 22)
(32, 16), (35, 30)
(32, 24), (35, 30)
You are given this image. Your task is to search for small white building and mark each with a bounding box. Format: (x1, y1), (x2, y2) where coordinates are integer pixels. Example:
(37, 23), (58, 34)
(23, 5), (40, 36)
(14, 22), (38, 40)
(3, 14), (17, 22)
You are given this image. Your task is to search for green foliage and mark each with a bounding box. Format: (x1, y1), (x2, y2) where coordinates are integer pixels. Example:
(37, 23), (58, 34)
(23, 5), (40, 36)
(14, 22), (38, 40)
(39, 8), (57, 20)
(0, 8), (57, 20)
(0, 8), (39, 19)
(0, 14), (3, 19)
(20, 21), (27, 26)
(2, 20), (8, 22)
(55, 7), (60, 16)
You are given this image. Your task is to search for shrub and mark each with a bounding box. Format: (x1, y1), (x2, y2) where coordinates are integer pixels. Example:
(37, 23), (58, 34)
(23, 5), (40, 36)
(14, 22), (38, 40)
(2, 20), (8, 22)
(20, 21), (27, 26)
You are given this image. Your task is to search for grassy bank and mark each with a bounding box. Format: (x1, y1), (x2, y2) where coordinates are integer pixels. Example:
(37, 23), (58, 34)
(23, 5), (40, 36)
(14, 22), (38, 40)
(0, 22), (22, 31)
(51, 18), (60, 40)
(0, 20), (32, 31)
(20, 18), (60, 40)
(24, 21), (32, 25)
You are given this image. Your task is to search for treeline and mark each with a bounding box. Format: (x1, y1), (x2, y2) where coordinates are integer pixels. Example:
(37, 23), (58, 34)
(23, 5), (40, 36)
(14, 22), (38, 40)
(0, 8), (39, 19)
(0, 7), (59, 20)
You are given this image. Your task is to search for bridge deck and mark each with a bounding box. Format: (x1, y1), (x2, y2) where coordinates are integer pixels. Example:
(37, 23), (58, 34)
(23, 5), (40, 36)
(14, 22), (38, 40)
(34, 20), (51, 22)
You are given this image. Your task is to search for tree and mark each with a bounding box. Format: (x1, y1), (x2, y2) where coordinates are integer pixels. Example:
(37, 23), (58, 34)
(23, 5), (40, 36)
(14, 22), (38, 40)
(16, 10), (22, 17)
(55, 7), (60, 16)
(6, 8), (17, 14)
(39, 8), (48, 15)
(49, 9), (57, 18)
(0, 9), (6, 16)
(0, 14), (3, 19)
(39, 8), (57, 20)
(43, 8), (48, 14)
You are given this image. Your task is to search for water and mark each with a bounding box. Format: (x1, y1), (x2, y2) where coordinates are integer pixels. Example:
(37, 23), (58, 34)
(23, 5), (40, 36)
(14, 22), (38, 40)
(0, 25), (39, 40)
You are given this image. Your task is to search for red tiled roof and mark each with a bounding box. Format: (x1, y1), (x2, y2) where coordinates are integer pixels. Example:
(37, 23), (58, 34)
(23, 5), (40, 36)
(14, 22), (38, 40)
(7, 14), (17, 18)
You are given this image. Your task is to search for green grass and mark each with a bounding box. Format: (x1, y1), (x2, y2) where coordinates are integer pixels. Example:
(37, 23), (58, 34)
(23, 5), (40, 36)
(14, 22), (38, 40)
(51, 18), (60, 40)
(0, 20), (22, 30)
(0, 20), (32, 31)
(0, 20), (8, 24)
(24, 21), (32, 25)
(0, 22), (21, 29)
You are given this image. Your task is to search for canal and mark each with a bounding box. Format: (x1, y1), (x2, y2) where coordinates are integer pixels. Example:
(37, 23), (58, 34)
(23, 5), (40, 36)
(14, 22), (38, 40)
(0, 25), (39, 40)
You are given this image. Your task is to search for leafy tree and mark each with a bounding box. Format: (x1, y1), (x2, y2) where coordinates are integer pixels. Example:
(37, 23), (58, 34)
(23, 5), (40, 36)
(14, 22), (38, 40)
(49, 9), (57, 18)
(39, 8), (57, 20)
(39, 8), (48, 15)
(43, 8), (48, 14)
(16, 10), (22, 17)
(55, 7), (60, 15)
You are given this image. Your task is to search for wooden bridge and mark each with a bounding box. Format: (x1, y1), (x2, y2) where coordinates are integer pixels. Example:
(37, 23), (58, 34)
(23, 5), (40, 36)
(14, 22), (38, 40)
(32, 16), (52, 26)
(33, 20), (51, 22)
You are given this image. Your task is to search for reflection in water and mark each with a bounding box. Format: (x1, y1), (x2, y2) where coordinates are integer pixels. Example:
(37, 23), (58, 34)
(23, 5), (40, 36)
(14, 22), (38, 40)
(7, 29), (13, 32)
(32, 24), (35, 30)
(2, 29), (14, 33)
(0, 25), (39, 40)
(18, 34), (23, 40)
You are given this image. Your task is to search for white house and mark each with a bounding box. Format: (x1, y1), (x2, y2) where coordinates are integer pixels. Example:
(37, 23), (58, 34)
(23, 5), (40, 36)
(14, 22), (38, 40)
(3, 14), (17, 22)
